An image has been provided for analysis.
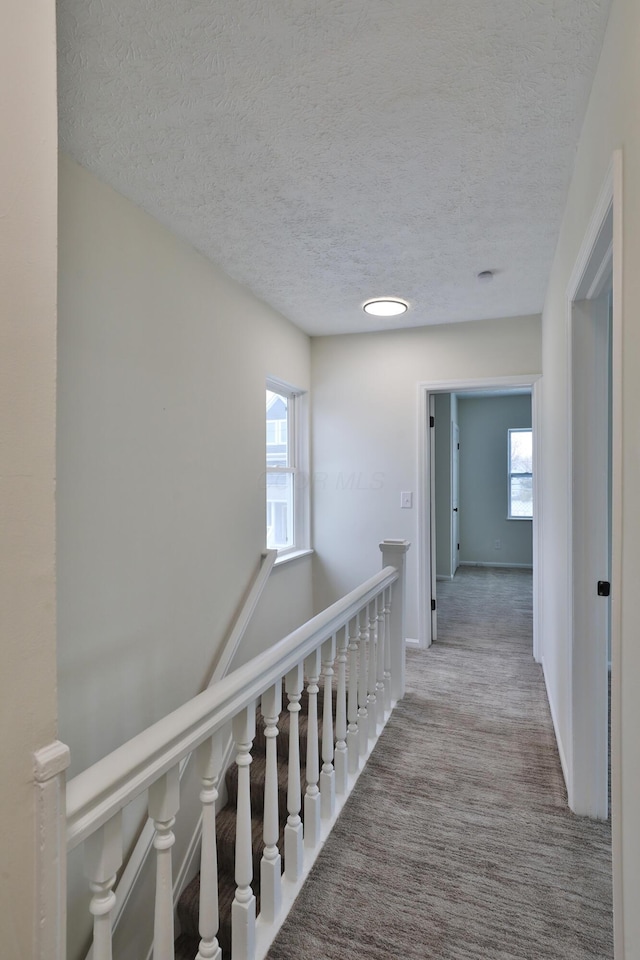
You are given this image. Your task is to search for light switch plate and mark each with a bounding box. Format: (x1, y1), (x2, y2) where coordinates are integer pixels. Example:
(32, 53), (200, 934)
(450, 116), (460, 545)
(401, 491), (413, 509)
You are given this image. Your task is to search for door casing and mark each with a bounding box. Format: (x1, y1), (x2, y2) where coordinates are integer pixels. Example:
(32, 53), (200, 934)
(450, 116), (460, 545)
(565, 149), (622, 953)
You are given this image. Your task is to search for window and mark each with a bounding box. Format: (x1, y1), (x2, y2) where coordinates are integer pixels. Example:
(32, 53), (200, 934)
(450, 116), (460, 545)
(508, 428), (533, 519)
(266, 380), (309, 555)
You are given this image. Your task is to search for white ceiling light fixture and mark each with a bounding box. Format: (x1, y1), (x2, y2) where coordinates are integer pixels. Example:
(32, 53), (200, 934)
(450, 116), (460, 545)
(363, 298), (409, 318)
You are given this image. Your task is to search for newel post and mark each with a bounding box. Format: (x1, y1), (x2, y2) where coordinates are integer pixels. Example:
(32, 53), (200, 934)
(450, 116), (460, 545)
(379, 540), (411, 702)
(33, 740), (71, 960)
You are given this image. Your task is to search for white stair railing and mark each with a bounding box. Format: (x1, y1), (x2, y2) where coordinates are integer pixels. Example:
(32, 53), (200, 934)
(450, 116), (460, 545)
(35, 539), (409, 960)
(93, 549), (278, 955)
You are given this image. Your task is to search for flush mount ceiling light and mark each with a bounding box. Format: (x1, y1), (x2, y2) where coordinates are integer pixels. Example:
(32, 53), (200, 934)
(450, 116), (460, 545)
(363, 298), (409, 318)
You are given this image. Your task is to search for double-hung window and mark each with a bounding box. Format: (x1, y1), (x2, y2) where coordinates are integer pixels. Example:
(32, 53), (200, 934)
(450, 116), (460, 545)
(266, 380), (309, 556)
(507, 428), (533, 519)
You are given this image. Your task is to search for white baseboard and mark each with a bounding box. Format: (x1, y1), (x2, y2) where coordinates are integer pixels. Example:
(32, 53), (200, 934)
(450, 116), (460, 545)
(541, 655), (571, 800)
(458, 561), (533, 570)
(405, 637), (420, 647)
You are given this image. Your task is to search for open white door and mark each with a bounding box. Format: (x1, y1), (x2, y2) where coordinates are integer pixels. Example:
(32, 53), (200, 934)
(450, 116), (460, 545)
(570, 293), (611, 818)
(566, 162), (619, 820)
(451, 421), (460, 577)
(429, 394), (437, 641)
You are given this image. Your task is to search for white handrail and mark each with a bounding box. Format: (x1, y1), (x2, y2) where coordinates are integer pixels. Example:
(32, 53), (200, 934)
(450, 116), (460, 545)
(209, 549), (277, 684)
(66, 566), (398, 851)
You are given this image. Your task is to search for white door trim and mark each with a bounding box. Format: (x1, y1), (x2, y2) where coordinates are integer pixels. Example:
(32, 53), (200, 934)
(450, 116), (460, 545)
(531, 378), (542, 663)
(417, 374), (541, 649)
(565, 149), (623, 954)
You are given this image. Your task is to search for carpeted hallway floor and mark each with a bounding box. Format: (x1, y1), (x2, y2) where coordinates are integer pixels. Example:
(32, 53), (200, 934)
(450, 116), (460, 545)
(266, 567), (613, 960)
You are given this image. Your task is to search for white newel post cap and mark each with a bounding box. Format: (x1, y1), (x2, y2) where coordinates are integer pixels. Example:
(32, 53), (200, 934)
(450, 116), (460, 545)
(379, 539), (411, 564)
(34, 740), (71, 782)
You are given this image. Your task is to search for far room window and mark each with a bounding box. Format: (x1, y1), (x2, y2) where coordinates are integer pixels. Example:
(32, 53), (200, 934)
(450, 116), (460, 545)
(266, 380), (309, 555)
(508, 428), (533, 519)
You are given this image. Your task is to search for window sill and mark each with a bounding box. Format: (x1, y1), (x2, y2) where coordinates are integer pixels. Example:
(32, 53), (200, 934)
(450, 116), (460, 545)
(273, 548), (314, 567)
(506, 516), (533, 521)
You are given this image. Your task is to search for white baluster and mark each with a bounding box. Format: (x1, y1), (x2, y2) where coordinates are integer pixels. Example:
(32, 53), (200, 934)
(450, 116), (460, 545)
(334, 627), (349, 795)
(347, 617), (360, 774)
(376, 593), (386, 726)
(284, 664), (304, 882)
(358, 608), (369, 757)
(383, 586), (392, 712)
(367, 601), (378, 740)
(304, 648), (321, 849)
(84, 813), (123, 960)
(148, 766), (180, 960)
(232, 705), (256, 960)
(196, 734), (223, 960)
(320, 635), (336, 820)
(260, 682), (282, 924)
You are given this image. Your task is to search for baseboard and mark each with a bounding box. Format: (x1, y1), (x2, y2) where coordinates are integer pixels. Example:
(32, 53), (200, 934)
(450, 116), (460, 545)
(405, 637), (420, 647)
(458, 561), (533, 570)
(541, 655), (571, 799)
(436, 574), (454, 581)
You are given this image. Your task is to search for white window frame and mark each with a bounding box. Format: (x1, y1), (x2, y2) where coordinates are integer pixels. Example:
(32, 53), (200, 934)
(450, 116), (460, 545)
(507, 427), (533, 520)
(266, 419), (287, 446)
(266, 377), (310, 560)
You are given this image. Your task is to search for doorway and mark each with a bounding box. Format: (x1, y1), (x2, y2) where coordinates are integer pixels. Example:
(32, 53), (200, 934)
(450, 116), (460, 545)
(418, 374), (541, 653)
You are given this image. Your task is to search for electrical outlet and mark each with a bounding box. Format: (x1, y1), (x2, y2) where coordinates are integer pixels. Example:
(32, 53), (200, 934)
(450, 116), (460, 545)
(494, 539), (501, 550)
(401, 491), (413, 509)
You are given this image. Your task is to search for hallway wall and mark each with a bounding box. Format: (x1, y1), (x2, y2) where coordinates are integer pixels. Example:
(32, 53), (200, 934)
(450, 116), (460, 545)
(310, 315), (541, 639)
(539, 0), (640, 951)
(0, 1), (58, 952)
(57, 156), (313, 784)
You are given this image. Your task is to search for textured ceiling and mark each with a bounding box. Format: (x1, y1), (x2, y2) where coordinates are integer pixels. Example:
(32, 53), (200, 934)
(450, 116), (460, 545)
(57, 0), (612, 336)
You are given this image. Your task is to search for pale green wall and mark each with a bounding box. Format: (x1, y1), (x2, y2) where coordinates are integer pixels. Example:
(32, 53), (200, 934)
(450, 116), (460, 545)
(457, 395), (532, 566)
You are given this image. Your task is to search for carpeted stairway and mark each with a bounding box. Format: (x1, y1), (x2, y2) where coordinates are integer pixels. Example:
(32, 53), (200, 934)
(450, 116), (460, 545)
(174, 687), (323, 959)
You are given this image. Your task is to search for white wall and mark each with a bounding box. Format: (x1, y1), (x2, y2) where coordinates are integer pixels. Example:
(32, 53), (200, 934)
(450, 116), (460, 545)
(311, 315), (541, 639)
(457, 394), (532, 566)
(538, 0), (640, 951)
(58, 156), (313, 776)
(0, 1), (58, 953)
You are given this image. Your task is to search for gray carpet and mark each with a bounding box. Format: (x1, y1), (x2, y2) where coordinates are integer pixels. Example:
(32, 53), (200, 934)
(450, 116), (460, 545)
(266, 567), (613, 960)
